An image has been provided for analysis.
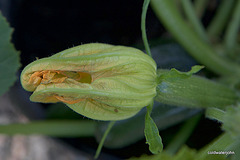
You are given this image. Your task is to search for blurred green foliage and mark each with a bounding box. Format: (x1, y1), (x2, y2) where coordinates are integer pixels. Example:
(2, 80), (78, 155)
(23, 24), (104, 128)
(0, 12), (20, 96)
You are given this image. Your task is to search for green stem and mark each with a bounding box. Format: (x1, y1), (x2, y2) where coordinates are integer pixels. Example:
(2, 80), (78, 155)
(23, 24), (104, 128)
(194, 0), (208, 18)
(205, 107), (225, 122)
(224, 0), (240, 52)
(225, 140), (240, 160)
(150, 0), (240, 77)
(182, 0), (208, 42)
(94, 121), (115, 159)
(141, 0), (152, 57)
(196, 133), (234, 159)
(166, 114), (202, 155)
(207, 0), (235, 40)
(155, 69), (238, 109)
(0, 120), (96, 137)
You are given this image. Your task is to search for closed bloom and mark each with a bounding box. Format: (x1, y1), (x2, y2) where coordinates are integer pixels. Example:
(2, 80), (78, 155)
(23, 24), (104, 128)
(21, 43), (157, 120)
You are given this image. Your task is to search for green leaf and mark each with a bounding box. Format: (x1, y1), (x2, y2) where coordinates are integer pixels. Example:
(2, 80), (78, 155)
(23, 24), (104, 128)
(205, 107), (225, 122)
(144, 102), (163, 154)
(159, 65), (204, 80)
(0, 120), (96, 137)
(0, 12), (21, 96)
(225, 140), (240, 160)
(196, 133), (234, 160)
(222, 105), (240, 138)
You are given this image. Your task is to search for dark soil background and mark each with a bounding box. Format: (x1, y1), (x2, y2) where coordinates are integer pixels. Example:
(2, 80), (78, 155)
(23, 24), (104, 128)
(0, 0), (164, 67)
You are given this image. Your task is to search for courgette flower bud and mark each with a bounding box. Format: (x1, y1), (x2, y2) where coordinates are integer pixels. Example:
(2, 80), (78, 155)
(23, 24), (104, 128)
(20, 43), (157, 120)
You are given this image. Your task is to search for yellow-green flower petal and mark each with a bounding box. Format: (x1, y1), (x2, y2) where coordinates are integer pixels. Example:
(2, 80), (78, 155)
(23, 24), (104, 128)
(20, 43), (157, 121)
